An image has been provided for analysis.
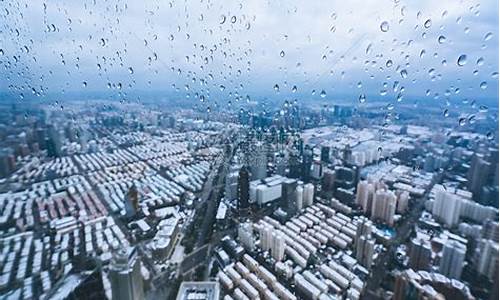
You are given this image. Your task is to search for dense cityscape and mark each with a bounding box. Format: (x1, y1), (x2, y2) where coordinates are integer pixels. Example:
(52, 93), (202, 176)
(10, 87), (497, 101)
(0, 97), (496, 300)
(0, 0), (499, 299)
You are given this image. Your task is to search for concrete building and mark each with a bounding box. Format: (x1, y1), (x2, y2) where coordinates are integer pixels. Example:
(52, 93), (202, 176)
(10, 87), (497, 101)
(409, 238), (432, 271)
(439, 240), (466, 279)
(432, 186), (462, 228)
(109, 247), (144, 300)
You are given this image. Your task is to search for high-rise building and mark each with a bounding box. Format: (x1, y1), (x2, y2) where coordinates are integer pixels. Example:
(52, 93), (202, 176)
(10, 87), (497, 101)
(483, 220), (499, 242)
(295, 185), (304, 212)
(238, 222), (256, 251)
(475, 239), (499, 280)
(322, 168), (335, 192)
(396, 191), (410, 213)
(439, 240), (466, 279)
(237, 166), (250, 210)
(468, 153), (491, 200)
(259, 224), (273, 252)
(432, 186), (462, 228)
(109, 247), (144, 300)
(281, 178), (298, 215)
(288, 150), (302, 179)
(409, 238), (432, 271)
(371, 189), (396, 226)
(301, 148), (313, 182)
(303, 183), (314, 207)
(321, 146), (330, 163)
(355, 217), (375, 269)
(250, 142), (267, 180)
(271, 232), (285, 261)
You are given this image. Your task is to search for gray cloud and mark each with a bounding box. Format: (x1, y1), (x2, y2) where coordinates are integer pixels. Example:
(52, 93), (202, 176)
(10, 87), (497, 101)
(0, 0), (498, 106)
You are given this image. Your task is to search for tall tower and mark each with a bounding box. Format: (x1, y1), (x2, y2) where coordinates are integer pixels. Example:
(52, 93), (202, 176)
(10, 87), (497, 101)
(237, 166), (250, 210)
(109, 247), (144, 300)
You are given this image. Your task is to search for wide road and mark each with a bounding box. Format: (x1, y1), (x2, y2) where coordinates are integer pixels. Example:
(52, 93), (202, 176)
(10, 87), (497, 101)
(195, 146), (232, 247)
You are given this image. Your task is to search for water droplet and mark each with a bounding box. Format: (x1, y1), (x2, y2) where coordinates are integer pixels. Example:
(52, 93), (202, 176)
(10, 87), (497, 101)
(292, 85), (297, 93)
(359, 94), (366, 103)
(380, 21), (389, 32)
(396, 93), (403, 102)
(459, 117), (466, 126)
(484, 32), (493, 41)
(476, 57), (484, 66)
(280, 50), (285, 58)
(386, 60), (393, 67)
(400, 69), (408, 78)
(100, 38), (106, 47)
(419, 49), (426, 58)
(438, 35), (446, 44)
(366, 43), (373, 55)
(479, 105), (489, 112)
(480, 81), (487, 89)
(82, 81), (87, 87)
(424, 19), (432, 28)
(443, 109), (449, 117)
(320, 90), (326, 98)
(273, 84), (280, 92)
(128, 67), (134, 74)
(231, 16), (237, 23)
(457, 54), (467, 66)
(0, 49), (3, 55)
(220, 15), (226, 24)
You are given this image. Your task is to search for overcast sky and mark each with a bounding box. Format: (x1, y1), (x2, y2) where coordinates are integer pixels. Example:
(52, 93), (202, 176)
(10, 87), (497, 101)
(0, 0), (498, 107)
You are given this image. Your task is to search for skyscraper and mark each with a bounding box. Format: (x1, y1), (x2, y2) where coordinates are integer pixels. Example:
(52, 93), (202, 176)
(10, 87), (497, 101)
(281, 178), (298, 215)
(320, 146), (330, 163)
(439, 240), (466, 279)
(355, 217), (375, 269)
(432, 186), (462, 228)
(109, 247), (144, 300)
(301, 147), (313, 182)
(409, 238), (432, 271)
(475, 239), (499, 280)
(237, 166), (250, 212)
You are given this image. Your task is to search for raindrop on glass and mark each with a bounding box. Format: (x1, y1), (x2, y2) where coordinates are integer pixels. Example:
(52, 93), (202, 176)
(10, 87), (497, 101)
(380, 21), (389, 32)
(457, 54), (467, 66)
